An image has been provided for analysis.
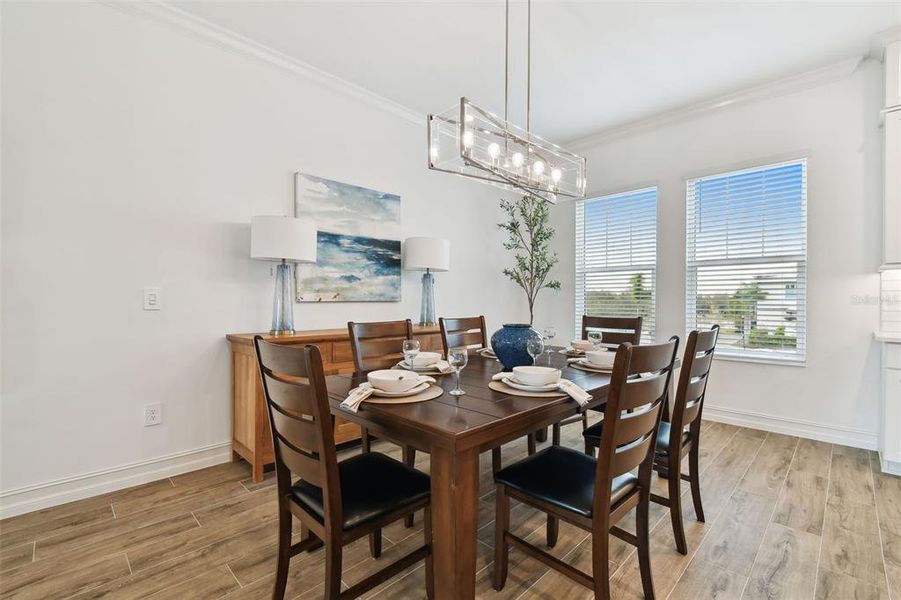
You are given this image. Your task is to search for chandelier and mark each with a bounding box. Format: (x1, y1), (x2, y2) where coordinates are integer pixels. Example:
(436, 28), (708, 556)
(427, 0), (586, 204)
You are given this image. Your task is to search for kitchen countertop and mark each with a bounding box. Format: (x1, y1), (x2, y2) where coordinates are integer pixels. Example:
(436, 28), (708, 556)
(876, 331), (901, 343)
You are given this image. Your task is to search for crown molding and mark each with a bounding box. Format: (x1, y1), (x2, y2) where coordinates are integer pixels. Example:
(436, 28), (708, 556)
(870, 25), (901, 59)
(101, 0), (424, 127)
(566, 55), (866, 152)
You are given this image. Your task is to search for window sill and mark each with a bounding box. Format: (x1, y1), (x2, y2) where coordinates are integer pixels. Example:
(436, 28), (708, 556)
(712, 352), (807, 368)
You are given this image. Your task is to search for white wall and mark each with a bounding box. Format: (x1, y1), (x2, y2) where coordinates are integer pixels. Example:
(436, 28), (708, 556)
(0, 1), (527, 511)
(537, 61), (885, 448)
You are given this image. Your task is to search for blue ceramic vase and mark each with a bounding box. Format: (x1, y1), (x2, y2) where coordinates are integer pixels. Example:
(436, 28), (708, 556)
(490, 324), (541, 371)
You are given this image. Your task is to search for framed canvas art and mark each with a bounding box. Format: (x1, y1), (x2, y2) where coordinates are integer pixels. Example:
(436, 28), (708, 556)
(294, 173), (401, 302)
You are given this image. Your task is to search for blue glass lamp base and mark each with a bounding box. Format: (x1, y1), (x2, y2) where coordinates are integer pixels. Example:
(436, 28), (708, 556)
(419, 270), (436, 326)
(271, 261), (295, 335)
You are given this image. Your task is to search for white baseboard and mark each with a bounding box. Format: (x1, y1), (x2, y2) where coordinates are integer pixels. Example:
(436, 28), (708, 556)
(703, 405), (878, 450)
(879, 454), (901, 476)
(0, 441), (233, 519)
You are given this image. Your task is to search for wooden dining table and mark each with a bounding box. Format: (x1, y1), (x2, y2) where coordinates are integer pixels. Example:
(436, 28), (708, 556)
(324, 350), (614, 600)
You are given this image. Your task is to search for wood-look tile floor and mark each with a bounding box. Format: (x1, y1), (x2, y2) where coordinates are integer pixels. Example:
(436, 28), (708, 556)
(2, 419), (899, 599)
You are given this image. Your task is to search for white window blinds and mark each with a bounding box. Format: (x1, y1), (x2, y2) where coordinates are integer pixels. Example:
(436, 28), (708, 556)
(686, 159), (807, 363)
(575, 187), (657, 342)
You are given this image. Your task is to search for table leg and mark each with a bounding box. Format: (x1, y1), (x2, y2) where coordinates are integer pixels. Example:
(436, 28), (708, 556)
(429, 446), (480, 599)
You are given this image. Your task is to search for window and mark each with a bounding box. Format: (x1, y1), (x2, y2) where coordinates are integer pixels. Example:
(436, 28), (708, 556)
(575, 187), (657, 342)
(686, 159), (807, 363)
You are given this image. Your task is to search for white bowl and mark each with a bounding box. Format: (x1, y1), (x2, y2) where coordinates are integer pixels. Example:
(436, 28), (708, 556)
(410, 352), (441, 369)
(511, 366), (561, 387)
(585, 350), (615, 367)
(570, 339), (593, 352)
(367, 369), (422, 393)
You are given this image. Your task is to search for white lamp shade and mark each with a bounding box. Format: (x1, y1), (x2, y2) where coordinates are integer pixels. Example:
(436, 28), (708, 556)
(403, 237), (450, 272)
(250, 216), (317, 263)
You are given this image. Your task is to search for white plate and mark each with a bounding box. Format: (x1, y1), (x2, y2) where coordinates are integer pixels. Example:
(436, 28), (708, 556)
(479, 349), (497, 358)
(573, 359), (613, 373)
(501, 377), (561, 392)
(370, 381), (430, 398)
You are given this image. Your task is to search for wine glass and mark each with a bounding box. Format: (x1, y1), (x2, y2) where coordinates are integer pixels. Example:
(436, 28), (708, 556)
(526, 337), (545, 366)
(447, 346), (469, 396)
(542, 326), (557, 365)
(588, 330), (603, 351)
(402, 339), (421, 368)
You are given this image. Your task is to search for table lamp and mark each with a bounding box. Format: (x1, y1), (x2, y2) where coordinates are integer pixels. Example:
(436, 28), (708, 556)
(403, 237), (450, 326)
(251, 216), (317, 335)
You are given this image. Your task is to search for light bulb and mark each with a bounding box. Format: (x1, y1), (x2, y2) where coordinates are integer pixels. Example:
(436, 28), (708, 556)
(511, 152), (524, 168)
(488, 143), (500, 159)
(462, 131), (474, 148)
(551, 168), (562, 182)
(532, 160), (545, 176)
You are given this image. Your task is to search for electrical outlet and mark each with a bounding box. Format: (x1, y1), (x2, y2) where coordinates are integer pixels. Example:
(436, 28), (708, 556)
(144, 403), (162, 427)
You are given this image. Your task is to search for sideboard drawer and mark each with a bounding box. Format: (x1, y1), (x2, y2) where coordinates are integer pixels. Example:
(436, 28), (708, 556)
(333, 341), (354, 364)
(886, 342), (901, 370)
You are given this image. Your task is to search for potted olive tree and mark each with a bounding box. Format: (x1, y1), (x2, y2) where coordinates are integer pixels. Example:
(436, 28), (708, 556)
(490, 195), (561, 370)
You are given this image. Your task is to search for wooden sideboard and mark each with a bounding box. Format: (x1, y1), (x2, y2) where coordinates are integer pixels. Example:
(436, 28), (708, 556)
(226, 325), (443, 482)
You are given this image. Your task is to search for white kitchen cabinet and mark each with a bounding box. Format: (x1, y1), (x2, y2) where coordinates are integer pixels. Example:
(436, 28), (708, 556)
(886, 111), (901, 265)
(882, 341), (901, 475)
(886, 41), (900, 109)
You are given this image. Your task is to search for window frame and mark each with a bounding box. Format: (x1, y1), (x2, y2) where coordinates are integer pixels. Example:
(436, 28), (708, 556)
(574, 186), (658, 343)
(685, 158), (808, 366)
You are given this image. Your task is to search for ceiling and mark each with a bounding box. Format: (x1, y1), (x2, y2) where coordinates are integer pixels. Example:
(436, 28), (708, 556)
(170, 1), (901, 142)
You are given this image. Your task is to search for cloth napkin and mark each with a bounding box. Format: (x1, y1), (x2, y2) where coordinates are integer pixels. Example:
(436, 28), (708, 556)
(400, 359), (453, 374)
(340, 376), (436, 413)
(492, 372), (592, 410)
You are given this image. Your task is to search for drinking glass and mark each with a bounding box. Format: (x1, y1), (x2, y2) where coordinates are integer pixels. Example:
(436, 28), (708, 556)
(542, 326), (557, 365)
(588, 330), (603, 350)
(402, 339), (420, 367)
(527, 337), (545, 365)
(448, 347), (468, 396)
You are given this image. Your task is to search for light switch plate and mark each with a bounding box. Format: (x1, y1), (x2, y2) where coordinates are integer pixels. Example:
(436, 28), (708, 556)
(143, 287), (161, 311)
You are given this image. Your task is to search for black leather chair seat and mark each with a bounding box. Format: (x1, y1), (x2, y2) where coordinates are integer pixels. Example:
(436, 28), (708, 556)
(291, 452), (430, 530)
(494, 446), (638, 518)
(583, 420), (689, 455)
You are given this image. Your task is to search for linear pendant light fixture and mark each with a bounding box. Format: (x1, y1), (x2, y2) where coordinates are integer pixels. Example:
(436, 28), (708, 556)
(427, 0), (586, 204)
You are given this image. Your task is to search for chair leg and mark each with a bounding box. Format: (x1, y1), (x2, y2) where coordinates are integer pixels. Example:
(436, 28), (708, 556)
(584, 436), (595, 456)
(637, 488), (656, 600)
(552, 423), (561, 446)
(591, 522), (611, 600)
(403, 446), (416, 527)
(493, 484), (510, 591)
(361, 428), (371, 453)
(273, 505), (292, 600)
(527, 433), (537, 455)
(424, 506), (435, 600)
(492, 447), (502, 473)
(689, 442), (705, 522)
(667, 452), (688, 555)
(369, 527), (382, 559)
(324, 535), (343, 600)
(546, 515), (559, 548)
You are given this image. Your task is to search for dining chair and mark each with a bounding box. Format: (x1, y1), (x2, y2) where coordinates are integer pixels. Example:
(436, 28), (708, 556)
(584, 325), (719, 555)
(438, 315), (538, 472)
(348, 319), (421, 526)
(253, 338), (433, 600)
(551, 314), (644, 446)
(493, 338), (678, 600)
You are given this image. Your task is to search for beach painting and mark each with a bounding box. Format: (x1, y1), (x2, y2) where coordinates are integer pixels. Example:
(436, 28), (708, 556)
(294, 173), (401, 302)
